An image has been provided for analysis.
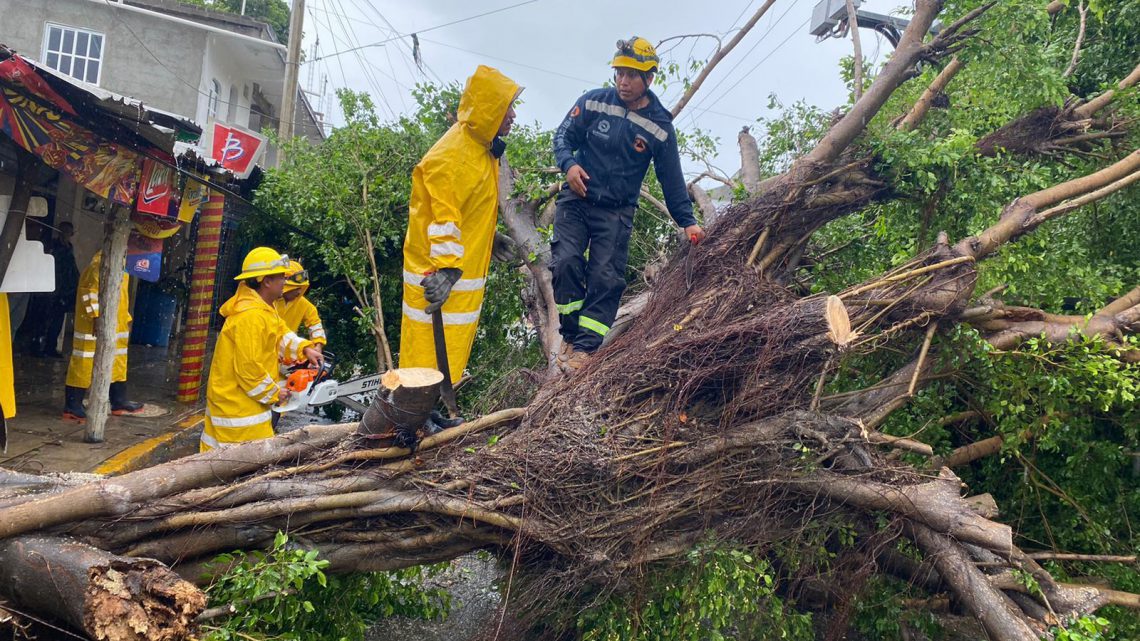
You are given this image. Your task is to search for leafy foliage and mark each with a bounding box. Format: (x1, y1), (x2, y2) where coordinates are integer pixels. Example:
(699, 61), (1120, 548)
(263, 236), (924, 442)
(203, 532), (450, 641)
(576, 543), (813, 641)
(789, 0), (1140, 636)
(176, 0), (291, 42)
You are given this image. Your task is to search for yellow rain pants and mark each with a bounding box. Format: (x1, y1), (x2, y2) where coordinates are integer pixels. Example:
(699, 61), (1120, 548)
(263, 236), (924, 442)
(202, 284), (313, 451)
(399, 65), (520, 383)
(0, 294), (14, 419)
(66, 252), (130, 389)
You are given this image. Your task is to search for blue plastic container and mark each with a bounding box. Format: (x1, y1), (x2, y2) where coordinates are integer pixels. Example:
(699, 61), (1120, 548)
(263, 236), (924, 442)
(131, 285), (178, 347)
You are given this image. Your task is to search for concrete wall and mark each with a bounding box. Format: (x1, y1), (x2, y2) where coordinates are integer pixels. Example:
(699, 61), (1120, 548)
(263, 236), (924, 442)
(1, 0), (323, 142)
(0, 0), (207, 119)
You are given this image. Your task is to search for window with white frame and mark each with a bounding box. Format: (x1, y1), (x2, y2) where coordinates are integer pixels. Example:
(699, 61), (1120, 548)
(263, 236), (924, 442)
(208, 79), (221, 120)
(42, 23), (104, 85)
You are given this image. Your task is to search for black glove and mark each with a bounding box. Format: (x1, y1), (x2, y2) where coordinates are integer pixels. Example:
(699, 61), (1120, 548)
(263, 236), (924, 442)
(423, 268), (462, 313)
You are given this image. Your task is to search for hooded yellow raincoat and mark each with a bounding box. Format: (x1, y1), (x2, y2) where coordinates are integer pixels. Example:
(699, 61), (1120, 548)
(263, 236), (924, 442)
(201, 284), (313, 451)
(399, 65), (519, 382)
(275, 281), (326, 346)
(66, 251), (130, 389)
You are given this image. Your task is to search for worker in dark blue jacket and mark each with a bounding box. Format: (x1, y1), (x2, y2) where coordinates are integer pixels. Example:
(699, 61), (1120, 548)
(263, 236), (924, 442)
(551, 36), (704, 371)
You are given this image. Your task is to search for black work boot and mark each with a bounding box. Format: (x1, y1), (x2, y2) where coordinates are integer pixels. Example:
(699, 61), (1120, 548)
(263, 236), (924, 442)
(63, 386), (87, 423)
(109, 382), (144, 415)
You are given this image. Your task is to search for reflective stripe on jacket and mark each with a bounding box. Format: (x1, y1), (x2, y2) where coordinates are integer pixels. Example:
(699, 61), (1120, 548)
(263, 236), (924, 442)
(202, 284), (313, 451)
(399, 65), (519, 383)
(275, 293), (326, 345)
(66, 251), (130, 388)
(552, 87), (696, 228)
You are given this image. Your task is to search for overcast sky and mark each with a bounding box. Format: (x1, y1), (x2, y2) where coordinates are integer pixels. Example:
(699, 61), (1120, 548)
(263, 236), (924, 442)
(299, 0), (908, 179)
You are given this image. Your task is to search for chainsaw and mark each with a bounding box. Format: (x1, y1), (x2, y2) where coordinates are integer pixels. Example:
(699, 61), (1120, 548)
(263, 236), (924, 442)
(273, 353), (383, 415)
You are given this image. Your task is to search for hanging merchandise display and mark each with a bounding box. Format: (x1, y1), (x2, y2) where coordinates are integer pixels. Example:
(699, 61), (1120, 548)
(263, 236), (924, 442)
(178, 174), (209, 223)
(126, 232), (163, 283)
(136, 157), (178, 217)
(0, 86), (140, 205)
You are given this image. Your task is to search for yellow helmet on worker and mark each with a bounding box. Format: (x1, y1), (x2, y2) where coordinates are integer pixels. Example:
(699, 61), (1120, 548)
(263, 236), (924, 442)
(612, 36), (659, 73)
(284, 260), (309, 291)
(234, 247), (291, 281)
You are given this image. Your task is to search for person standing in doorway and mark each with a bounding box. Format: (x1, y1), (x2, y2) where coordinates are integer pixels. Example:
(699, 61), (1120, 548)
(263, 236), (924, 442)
(550, 36), (704, 371)
(63, 250), (143, 422)
(32, 221), (78, 358)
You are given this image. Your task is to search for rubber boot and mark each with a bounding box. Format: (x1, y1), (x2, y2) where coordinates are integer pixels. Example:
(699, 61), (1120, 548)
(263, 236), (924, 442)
(63, 386), (87, 423)
(109, 382), (144, 415)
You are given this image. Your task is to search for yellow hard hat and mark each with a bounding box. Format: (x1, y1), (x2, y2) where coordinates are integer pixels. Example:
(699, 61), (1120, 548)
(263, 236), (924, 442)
(611, 36), (659, 73)
(284, 260), (309, 290)
(234, 247), (291, 281)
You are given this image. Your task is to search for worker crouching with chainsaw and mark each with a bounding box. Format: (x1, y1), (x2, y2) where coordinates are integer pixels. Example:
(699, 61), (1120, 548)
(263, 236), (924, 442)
(550, 37), (704, 372)
(276, 260), (327, 350)
(200, 247), (323, 452)
(399, 64), (521, 426)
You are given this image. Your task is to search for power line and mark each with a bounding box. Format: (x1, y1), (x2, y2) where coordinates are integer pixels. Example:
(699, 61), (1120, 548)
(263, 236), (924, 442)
(418, 37), (598, 85)
(419, 37), (756, 123)
(683, 0), (799, 125)
(356, 0), (445, 85)
(327, 0), (402, 116)
(307, 0), (540, 63)
(690, 17), (812, 123)
(727, 0), (759, 32)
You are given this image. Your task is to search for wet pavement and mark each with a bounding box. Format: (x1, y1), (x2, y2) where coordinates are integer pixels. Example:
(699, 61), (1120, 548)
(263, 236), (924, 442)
(1, 343), (204, 474)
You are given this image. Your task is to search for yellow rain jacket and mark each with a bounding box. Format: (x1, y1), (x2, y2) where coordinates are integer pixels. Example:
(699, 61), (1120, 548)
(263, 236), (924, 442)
(275, 282), (326, 346)
(0, 294), (14, 419)
(66, 252), (130, 389)
(201, 284), (313, 451)
(399, 65), (519, 383)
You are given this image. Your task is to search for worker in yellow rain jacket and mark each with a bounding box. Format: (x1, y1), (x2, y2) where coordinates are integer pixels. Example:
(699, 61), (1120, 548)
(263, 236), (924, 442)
(63, 251), (142, 422)
(201, 247), (323, 452)
(275, 260), (326, 351)
(400, 65), (521, 390)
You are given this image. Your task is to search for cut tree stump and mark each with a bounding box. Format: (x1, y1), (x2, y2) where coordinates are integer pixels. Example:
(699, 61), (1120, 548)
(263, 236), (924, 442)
(0, 536), (205, 641)
(359, 367), (444, 442)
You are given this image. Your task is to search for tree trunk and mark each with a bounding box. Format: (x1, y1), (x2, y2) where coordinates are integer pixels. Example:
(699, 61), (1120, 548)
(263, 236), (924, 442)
(0, 536), (204, 641)
(86, 205), (133, 443)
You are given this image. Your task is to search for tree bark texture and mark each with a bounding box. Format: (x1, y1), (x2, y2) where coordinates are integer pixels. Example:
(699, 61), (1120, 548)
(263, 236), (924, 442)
(2, 4), (1139, 640)
(86, 205), (133, 443)
(0, 536), (204, 641)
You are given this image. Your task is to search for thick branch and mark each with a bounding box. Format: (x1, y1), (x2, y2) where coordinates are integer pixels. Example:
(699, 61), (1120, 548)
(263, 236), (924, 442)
(909, 524), (1040, 641)
(738, 126), (762, 194)
(958, 149), (1140, 260)
(0, 425), (355, 539)
(794, 468), (1014, 554)
(897, 57), (962, 131)
(795, 0), (952, 171)
(1061, 1), (1088, 78)
(1074, 61), (1140, 120)
(670, 0), (778, 118)
(846, 0), (864, 102)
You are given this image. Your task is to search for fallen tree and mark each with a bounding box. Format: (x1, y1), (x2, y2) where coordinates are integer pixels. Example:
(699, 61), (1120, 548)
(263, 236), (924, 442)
(2, 1), (1139, 640)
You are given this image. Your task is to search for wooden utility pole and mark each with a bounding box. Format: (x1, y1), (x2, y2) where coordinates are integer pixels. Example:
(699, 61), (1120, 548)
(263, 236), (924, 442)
(277, 0), (306, 147)
(84, 205), (132, 443)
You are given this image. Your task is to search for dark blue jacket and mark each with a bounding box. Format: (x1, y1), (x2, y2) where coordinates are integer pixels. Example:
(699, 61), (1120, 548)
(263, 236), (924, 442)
(553, 87), (697, 228)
